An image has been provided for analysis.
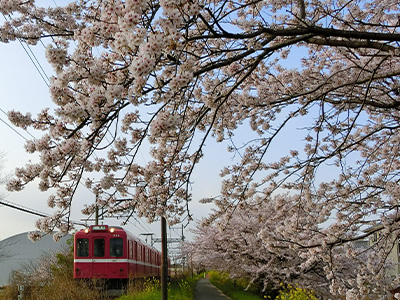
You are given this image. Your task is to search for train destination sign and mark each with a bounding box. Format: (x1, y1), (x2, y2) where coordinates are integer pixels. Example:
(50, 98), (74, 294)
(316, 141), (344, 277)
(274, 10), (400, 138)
(92, 225), (107, 231)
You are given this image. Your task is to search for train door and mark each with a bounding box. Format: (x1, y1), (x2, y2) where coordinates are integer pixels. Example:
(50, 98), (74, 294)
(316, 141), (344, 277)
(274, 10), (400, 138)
(137, 243), (143, 275)
(133, 241), (138, 276)
(144, 247), (148, 274)
(128, 240), (133, 276)
(75, 237), (90, 278)
(129, 240), (132, 260)
(134, 241), (137, 261)
(92, 237), (107, 277)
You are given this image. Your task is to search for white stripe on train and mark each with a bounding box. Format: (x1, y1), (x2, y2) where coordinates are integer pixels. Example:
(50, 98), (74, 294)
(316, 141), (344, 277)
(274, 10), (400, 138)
(74, 258), (161, 268)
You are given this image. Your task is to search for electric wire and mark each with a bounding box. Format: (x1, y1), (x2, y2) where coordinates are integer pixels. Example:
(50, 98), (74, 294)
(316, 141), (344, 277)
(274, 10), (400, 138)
(1, 9), (155, 235)
(0, 10), (102, 231)
(15, 38), (50, 87)
(103, 129), (154, 233)
(0, 116), (28, 141)
(0, 199), (86, 226)
(0, 14), (102, 225)
(18, 37), (51, 86)
(0, 108), (37, 141)
(1, 13), (51, 88)
(128, 219), (152, 237)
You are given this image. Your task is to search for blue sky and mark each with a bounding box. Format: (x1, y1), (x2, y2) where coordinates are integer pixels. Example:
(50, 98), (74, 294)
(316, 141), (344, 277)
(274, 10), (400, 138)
(0, 39), (307, 242)
(0, 38), (226, 243)
(0, 4), (332, 244)
(0, 39), (64, 240)
(0, 39), (156, 241)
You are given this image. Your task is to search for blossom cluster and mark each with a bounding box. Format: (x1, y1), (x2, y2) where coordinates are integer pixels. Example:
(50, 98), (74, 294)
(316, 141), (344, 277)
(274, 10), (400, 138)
(0, 0), (20, 15)
(185, 194), (395, 299)
(169, 71), (194, 91)
(45, 42), (68, 71)
(3, 1), (400, 297)
(150, 111), (181, 136)
(8, 110), (33, 129)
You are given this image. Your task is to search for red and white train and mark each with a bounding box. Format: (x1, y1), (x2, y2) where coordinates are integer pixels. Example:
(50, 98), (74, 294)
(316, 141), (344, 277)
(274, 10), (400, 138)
(74, 225), (165, 289)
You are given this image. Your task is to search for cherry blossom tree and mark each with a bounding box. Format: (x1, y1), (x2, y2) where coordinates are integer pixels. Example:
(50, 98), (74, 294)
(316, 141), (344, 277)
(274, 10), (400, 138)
(2, 0), (400, 297)
(185, 194), (396, 299)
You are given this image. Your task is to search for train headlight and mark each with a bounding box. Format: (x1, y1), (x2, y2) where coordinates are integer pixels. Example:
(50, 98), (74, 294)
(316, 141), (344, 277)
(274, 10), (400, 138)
(84, 228), (89, 234)
(110, 227), (115, 233)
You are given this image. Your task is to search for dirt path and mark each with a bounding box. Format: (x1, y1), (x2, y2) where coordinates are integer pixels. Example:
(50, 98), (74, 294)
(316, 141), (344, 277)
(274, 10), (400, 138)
(194, 278), (231, 300)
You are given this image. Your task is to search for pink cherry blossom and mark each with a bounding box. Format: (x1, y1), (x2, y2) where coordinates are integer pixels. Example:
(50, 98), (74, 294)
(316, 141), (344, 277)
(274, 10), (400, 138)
(2, 0), (400, 297)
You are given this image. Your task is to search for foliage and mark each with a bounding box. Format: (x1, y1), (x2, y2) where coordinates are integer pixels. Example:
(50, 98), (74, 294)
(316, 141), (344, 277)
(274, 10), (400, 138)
(273, 284), (317, 300)
(120, 278), (161, 300)
(208, 271), (316, 300)
(3, 240), (104, 300)
(0, 285), (18, 300)
(174, 278), (193, 300)
(208, 271), (264, 300)
(2, 0), (400, 298)
(119, 277), (195, 300)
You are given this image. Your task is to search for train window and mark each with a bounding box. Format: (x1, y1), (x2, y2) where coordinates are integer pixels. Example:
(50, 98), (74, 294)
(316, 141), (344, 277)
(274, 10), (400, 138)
(76, 238), (89, 257)
(94, 238), (105, 257)
(110, 238), (123, 257)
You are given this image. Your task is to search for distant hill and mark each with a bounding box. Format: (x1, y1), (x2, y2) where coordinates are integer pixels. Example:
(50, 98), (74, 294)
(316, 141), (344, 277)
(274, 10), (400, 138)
(0, 232), (71, 287)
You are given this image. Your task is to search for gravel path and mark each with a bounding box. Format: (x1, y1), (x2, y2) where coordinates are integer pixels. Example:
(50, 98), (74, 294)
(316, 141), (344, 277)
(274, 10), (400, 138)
(194, 278), (231, 300)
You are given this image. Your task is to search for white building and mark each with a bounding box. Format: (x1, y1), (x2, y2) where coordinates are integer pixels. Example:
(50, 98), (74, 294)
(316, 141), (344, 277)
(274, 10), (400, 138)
(365, 224), (400, 277)
(0, 232), (71, 287)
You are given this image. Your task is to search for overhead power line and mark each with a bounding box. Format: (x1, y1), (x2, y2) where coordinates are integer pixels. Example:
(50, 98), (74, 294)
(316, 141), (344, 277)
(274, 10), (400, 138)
(0, 199), (48, 218)
(1, 11), (153, 234)
(0, 116), (28, 141)
(1, 13), (51, 88)
(16, 37), (51, 87)
(0, 199), (86, 227)
(0, 108), (36, 141)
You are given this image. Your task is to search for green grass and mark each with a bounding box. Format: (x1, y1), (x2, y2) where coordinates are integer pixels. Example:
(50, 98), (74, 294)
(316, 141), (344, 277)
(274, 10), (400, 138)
(207, 271), (264, 300)
(118, 272), (319, 300)
(207, 271), (318, 300)
(118, 276), (199, 300)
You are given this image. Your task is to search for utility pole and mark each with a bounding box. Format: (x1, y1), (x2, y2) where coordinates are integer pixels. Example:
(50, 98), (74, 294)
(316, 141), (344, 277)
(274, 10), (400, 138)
(161, 216), (168, 300)
(152, 223), (186, 277)
(95, 204), (99, 225)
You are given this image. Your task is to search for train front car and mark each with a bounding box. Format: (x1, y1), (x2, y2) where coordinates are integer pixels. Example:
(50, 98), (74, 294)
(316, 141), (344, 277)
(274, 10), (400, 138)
(74, 225), (162, 289)
(74, 225), (129, 289)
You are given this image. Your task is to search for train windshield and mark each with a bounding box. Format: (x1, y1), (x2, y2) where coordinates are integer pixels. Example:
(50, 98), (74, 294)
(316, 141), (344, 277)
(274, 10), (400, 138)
(94, 238), (105, 257)
(110, 238), (123, 257)
(76, 238), (89, 257)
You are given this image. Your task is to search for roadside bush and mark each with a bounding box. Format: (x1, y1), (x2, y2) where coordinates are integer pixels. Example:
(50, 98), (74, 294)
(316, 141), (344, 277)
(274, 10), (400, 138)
(119, 276), (197, 300)
(208, 271), (263, 300)
(0, 285), (18, 300)
(120, 278), (161, 300)
(207, 271), (317, 300)
(272, 284), (317, 300)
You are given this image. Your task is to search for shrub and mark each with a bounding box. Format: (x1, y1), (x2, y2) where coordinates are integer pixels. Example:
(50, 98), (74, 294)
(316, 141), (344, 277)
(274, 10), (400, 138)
(120, 278), (161, 300)
(208, 271), (264, 300)
(0, 285), (18, 300)
(273, 284), (317, 300)
(119, 276), (197, 300)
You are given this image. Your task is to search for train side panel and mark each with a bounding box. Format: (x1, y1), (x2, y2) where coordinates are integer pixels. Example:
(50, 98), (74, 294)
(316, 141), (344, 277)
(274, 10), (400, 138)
(74, 225), (161, 284)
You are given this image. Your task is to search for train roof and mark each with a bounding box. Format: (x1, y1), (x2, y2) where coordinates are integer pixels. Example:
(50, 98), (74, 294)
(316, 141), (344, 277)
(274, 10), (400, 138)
(76, 224), (159, 251)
